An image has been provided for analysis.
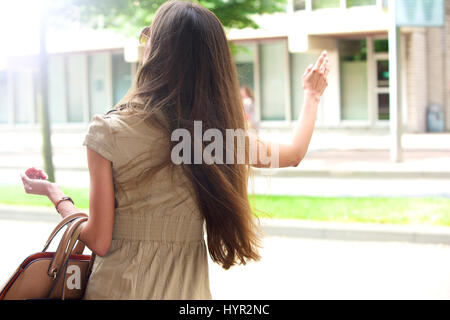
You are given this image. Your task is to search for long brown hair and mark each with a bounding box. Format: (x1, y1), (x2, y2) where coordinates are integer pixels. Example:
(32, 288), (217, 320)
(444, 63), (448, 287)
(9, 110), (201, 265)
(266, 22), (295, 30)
(117, 0), (261, 270)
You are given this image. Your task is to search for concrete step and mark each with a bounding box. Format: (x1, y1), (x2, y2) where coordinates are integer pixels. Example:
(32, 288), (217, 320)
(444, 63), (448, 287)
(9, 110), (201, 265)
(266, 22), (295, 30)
(1, 205), (449, 245)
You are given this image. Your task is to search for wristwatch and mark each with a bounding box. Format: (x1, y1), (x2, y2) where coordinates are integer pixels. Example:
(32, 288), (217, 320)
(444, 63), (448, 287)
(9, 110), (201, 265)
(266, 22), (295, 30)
(55, 197), (74, 213)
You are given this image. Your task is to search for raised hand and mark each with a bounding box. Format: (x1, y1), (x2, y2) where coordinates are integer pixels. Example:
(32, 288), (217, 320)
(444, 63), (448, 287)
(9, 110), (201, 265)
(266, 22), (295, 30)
(302, 51), (330, 100)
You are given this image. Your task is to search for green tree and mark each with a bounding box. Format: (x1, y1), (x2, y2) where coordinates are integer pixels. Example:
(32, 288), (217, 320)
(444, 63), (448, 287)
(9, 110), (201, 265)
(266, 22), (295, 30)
(72, 0), (286, 35)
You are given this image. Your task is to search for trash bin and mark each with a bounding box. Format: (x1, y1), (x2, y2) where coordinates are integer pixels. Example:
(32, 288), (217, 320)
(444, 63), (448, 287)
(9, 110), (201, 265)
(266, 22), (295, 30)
(426, 104), (445, 133)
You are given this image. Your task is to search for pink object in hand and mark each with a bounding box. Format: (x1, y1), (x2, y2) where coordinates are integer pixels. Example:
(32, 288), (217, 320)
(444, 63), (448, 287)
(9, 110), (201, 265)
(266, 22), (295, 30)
(25, 168), (47, 180)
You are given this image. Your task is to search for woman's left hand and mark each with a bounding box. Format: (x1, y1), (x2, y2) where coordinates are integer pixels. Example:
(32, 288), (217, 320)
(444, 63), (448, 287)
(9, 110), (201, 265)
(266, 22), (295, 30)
(20, 167), (53, 196)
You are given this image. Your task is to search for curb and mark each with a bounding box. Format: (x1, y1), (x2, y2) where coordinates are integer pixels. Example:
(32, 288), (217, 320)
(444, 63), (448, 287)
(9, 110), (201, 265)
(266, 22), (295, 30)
(2, 166), (450, 180)
(0, 205), (61, 223)
(259, 218), (450, 245)
(1, 205), (450, 245)
(254, 168), (450, 180)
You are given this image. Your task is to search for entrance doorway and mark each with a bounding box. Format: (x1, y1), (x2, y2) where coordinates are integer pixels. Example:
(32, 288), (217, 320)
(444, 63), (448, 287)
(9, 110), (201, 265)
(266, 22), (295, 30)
(339, 37), (390, 125)
(339, 39), (368, 121)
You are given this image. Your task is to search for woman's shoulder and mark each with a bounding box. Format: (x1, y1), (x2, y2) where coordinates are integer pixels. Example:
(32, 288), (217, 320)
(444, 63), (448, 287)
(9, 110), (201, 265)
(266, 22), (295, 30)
(100, 104), (168, 139)
(101, 104), (144, 131)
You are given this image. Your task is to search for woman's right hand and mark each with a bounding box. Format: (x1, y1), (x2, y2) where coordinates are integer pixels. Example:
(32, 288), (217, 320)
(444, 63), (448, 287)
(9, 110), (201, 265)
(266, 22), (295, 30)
(302, 51), (330, 100)
(20, 167), (52, 196)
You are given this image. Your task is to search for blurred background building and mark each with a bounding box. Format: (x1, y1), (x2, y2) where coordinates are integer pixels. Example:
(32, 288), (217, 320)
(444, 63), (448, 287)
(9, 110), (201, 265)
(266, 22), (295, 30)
(0, 0), (448, 134)
(0, 27), (136, 127)
(231, 0), (449, 134)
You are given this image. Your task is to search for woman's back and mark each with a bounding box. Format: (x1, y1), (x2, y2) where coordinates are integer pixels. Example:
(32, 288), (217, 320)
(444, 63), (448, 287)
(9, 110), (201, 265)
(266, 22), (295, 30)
(17, 0), (328, 301)
(83, 112), (211, 300)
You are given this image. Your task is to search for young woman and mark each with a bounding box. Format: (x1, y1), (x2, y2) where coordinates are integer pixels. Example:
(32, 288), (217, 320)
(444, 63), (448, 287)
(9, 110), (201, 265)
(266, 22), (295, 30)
(20, 0), (329, 300)
(240, 86), (258, 130)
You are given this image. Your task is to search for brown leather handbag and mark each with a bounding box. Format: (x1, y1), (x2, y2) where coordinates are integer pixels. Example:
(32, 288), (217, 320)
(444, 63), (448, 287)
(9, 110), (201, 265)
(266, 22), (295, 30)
(0, 213), (96, 300)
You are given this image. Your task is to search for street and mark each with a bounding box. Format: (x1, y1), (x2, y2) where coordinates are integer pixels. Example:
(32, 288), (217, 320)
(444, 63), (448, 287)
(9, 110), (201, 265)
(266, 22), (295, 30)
(1, 217), (449, 300)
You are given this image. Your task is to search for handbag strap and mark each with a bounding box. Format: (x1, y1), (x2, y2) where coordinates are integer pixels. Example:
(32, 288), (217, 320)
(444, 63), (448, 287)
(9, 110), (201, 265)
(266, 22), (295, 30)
(47, 217), (88, 279)
(72, 238), (86, 255)
(60, 222), (94, 300)
(48, 219), (95, 300)
(65, 223), (96, 279)
(60, 220), (87, 271)
(42, 212), (88, 252)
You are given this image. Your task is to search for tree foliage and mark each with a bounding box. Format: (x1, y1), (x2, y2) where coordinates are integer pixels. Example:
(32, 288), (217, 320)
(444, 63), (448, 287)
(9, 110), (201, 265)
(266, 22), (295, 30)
(71, 0), (286, 36)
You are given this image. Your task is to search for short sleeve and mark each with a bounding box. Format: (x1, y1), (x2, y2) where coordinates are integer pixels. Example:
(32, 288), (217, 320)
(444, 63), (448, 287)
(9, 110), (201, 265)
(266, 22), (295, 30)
(83, 114), (116, 162)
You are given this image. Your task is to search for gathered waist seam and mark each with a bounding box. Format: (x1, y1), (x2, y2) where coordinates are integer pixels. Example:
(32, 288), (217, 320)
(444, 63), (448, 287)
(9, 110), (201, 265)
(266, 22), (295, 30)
(110, 237), (206, 244)
(112, 214), (205, 242)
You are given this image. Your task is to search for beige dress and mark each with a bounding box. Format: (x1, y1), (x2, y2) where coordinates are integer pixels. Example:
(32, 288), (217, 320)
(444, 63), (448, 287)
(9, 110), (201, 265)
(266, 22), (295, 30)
(82, 112), (212, 300)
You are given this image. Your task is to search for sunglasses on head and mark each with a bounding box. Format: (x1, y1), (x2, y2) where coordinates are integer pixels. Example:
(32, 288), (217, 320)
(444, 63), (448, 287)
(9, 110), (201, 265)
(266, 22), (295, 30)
(139, 26), (151, 45)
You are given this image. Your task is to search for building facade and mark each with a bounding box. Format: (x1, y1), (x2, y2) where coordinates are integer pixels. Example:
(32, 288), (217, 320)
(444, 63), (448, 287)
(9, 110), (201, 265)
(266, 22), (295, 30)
(0, 0), (448, 133)
(0, 49), (136, 127)
(230, 0), (450, 133)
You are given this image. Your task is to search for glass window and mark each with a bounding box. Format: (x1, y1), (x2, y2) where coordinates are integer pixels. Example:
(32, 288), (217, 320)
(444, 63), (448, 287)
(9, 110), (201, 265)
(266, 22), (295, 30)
(374, 39), (389, 53)
(66, 54), (87, 123)
(112, 53), (132, 105)
(0, 71), (8, 123)
(340, 39), (367, 61)
(377, 60), (389, 88)
(339, 39), (368, 120)
(89, 53), (112, 116)
(48, 55), (67, 123)
(260, 42), (287, 121)
(347, 0), (376, 7)
(377, 93), (390, 120)
(234, 44), (255, 90)
(312, 0), (340, 10)
(294, 0), (306, 11)
(290, 53), (317, 119)
(13, 70), (35, 124)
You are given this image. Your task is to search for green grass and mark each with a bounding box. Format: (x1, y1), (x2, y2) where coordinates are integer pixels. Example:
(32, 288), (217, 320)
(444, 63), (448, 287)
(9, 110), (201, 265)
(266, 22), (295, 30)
(0, 185), (90, 209)
(250, 195), (450, 226)
(1, 185), (450, 226)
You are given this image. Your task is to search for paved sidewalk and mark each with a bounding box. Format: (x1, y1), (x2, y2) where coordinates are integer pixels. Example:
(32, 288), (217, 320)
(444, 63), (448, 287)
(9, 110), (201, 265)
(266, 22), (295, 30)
(2, 149), (449, 178)
(262, 149), (450, 179)
(0, 129), (449, 175)
(209, 236), (450, 300)
(1, 129), (449, 196)
(2, 218), (449, 299)
(1, 205), (449, 245)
